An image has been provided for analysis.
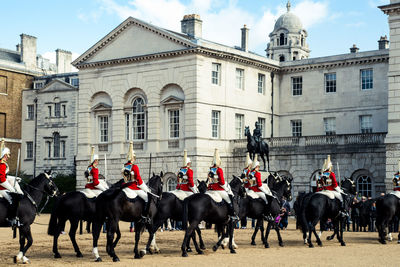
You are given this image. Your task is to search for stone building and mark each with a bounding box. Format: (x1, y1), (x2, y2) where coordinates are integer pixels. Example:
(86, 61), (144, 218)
(0, 34), (71, 172)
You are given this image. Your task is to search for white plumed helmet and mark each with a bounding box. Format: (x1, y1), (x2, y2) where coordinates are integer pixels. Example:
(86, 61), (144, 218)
(1, 147), (10, 159)
(183, 149), (191, 166)
(254, 161), (260, 168)
(325, 155), (332, 171)
(89, 146), (98, 163)
(127, 141), (136, 162)
(212, 148), (221, 167)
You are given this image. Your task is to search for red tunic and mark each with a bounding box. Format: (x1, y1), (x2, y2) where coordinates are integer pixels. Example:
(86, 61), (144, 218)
(243, 168), (251, 189)
(249, 171), (262, 192)
(124, 163), (143, 190)
(323, 172), (338, 191)
(85, 165), (99, 189)
(208, 167), (225, 191)
(0, 162), (7, 190)
(177, 167), (194, 192)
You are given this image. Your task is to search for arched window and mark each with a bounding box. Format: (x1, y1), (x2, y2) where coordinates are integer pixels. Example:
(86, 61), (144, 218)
(301, 36), (304, 47)
(132, 97), (146, 140)
(53, 132), (60, 158)
(280, 33), (285, 46)
(167, 177), (177, 192)
(279, 55), (285, 62)
(357, 175), (372, 197)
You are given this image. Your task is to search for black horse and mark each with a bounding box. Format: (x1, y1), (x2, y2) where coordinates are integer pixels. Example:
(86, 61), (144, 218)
(305, 178), (356, 248)
(244, 126), (270, 171)
(145, 180), (208, 254)
(0, 171), (59, 264)
(47, 178), (124, 258)
(91, 172), (163, 262)
(181, 176), (244, 257)
(376, 192), (400, 244)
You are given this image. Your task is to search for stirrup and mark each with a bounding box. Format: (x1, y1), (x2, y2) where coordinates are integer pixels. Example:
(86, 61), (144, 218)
(264, 214), (274, 222)
(140, 215), (151, 225)
(7, 217), (21, 228)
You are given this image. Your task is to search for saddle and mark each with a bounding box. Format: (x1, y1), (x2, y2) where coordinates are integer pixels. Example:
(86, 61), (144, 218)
(171, 190), (191, 201)
(122, 187), (138, 200)
(316, 190), (335, 200)
(246, 189), (260, 200)
(80, 189), (102, 199)
(205, 191), (223, 203)
(390, 191), (400, 199)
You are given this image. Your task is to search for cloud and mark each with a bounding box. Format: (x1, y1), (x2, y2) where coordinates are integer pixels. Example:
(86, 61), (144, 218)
(83, 0), (330, 55)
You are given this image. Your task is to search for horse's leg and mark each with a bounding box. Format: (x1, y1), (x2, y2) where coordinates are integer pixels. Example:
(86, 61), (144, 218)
(275, 223), (284, 247)
(213, 225), (227, 252)
(69, 219), (83, 257)
(259, 219), (266, 245)
(52, 219), (65, 258)
(312, 222), (323, 247)
(113, 223), (121, 248)
(260, 153), (266, 171)
(181, 221), (198, 257)
(264, 221), (272, 248)
(195, 226), (206, 250)
(266, 151), (270, 172)
(228, 221), (236, 254)
(145, 224), (157, 254)
(92, 220), (103, 262)
(134, 222), (145, 259)
(251, 220), (260, 245)
(17, 226), (32, 264)
(338, 218), (346, 246)
(14, 226), (26, 263)
(79, 219), (83, 235)
(106, 220), (119, 262)
(190, 230), (203, 254)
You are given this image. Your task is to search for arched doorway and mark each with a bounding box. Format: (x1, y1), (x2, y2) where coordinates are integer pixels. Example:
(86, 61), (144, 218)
(162, 172), (177, 192)
(351, 169), (374, 197)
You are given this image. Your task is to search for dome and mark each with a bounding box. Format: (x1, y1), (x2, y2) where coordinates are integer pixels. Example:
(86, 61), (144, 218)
(273, 1), (303, 33)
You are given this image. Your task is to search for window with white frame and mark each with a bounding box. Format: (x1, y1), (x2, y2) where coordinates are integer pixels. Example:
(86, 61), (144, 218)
(235, 114), (244, 139)
(292, 76), (303, 96)
(132, 97), (146, 140)
(361, 69), (373, 90)
(70, 78), (79, 87)
(258, 74), (265, 94)
(27, 105), (34, 120)
(125, 113), (130, 140)
(54, 103), (61, 117)
(211, 110), (220, 138)
(360, 115), (372, 133)
(26, 142), (33, 159)
(357, 175), (372, 197)
(291, 120), (302, 137)
(212, 63), (221, 85)
(324, 117), (336, 136)
(167, 178), (177, 192)
(34, 82), (44, 89)
(99, 115), (109, 143)
(236, 68), (244, 90)
(325, 73), (336, 93)
(169, 109), (180, 139)
(258, 117), (266, 137)
(53, 132), (60, 158)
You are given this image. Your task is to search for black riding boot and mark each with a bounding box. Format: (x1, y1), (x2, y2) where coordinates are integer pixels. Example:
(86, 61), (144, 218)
(264, 195), (274, 222)
(228, 195), (239, 222)
(141, 194), (151, 225)
(340, 194), (349, 218)
(7, 193), (22, 228)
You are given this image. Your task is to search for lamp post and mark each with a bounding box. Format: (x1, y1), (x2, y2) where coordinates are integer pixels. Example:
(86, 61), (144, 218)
(33, 97), (38, 177)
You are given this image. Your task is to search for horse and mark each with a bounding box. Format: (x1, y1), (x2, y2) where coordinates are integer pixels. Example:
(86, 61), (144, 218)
(145, 180), (208, 254)
(376, 192), (400, 244)
(0, 171), (59, 264)
(244, 126), (270, 171)
(305, 178), (356, 248)
(47, 178), (125, 258)
(91, 172), (163, 262)
(181, 176), (244, 257)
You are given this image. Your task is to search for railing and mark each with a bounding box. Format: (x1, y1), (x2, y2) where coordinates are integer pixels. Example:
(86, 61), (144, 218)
(232, 132), (386, 149)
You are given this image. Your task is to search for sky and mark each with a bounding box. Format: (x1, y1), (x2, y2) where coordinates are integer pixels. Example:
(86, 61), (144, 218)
(0, 0), (391, 63)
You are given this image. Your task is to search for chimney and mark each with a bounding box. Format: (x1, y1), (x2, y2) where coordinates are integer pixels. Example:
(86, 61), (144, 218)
(20, 34), (37, 68)
(378, 35), (389, 50)
(241, 25), (249, 52)
(350, 44), (359, 53)
(16, 44), (21, 52)
(181, 14), (202, 38)
(56, 49), (72, 73)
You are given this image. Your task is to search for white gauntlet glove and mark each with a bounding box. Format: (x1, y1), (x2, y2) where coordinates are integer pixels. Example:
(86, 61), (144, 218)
(0, 180), (17, 193)
(138, 182), (150, 193)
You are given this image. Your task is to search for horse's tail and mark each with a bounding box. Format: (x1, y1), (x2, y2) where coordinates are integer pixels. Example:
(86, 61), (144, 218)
(47, 196), (60, 236)
(182, 198), (189, 230)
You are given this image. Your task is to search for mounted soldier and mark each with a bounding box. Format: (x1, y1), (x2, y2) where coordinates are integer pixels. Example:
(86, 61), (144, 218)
(241, 152), (253, 192)
(321, 155), (348, 217)
(84, 146), (107, 195)
(207, 148), (239, 221)
(176, 149), (199, 196)
(0, 139), (24, 226)
(253, 122), (262, 154)
(392, 160), (400, 192)
(122, 141), (151, 223)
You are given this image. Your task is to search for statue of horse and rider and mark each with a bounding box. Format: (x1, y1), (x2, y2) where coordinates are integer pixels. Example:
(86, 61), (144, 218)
(244, 122), (270, 171)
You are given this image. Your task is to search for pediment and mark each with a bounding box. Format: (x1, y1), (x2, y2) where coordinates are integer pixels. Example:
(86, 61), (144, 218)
(91, 102), (112, 111)
(161, 95), (184, 105)
(39, 79), (77, 93)
(73, 17), (196, 66)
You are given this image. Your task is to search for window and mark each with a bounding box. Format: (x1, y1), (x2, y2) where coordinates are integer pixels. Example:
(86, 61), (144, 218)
(235, 114), (244, 139)
(279, 33), (285, 46)
(211, 110), (220, 138)
(54, 103), (61, 117)
(61, 140), (65, 158)
(357, 175), (372, 197)
(62, 105), (66, 117)
(0, 113), (5, 137)
(361, 69), (373, 90)
(99, 116), (109, 143)
(70, 78), (79, 87)
(53, 133), (60, 158)
(324, 117), (336, 136)
(169, 109), (180, 139)
(48, 106), (52, 117)
(125, 113), (130, 140)
(258, 117), (266, 137)
(167, 178), (177, 192)
(0, 76), (7, 94)
(26, 142), (33, 159)
(236, 68), (244, 90)
(325, 73), (336, 93)
(279, 55), (285, 62)
(46, 141), (51, 158)
(258, 74), (265, 94)
(27, 105), (34, 120)
(211, 63), (221, 85)
(132, 97), (145, 140)
(292, 76), (302, 96)
(291, 120), (302, 137)
(34, 82), (44, 89)
(360, 115), (372, 133)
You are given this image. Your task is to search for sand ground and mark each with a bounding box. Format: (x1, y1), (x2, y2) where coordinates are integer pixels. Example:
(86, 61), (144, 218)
(0, 215), (398, 267)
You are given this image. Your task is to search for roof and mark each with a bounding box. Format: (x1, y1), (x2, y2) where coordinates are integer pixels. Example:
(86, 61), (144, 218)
(0, 48), (20, 63)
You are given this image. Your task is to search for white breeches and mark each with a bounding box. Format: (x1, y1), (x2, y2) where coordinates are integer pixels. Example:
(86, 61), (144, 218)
(5, 177), (23, 195)
(331, 191), (343, 202)
(0, 190), (12, 204)
(213, 190), (231, 204)
(94, 180), (108, 191)
(255, 192), (268, 204)
(133, 189), (148, 202)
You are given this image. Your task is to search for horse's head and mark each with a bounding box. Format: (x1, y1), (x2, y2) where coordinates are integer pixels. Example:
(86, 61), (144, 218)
(244, 126), (250, 137)
(41, 170), (60, 197)
(341, 177), (356, 195)
(197, 180), (208, 193)
(229, 175), (245, 197)
(148, 171), (163, 197)
(273, 176), (293, 201)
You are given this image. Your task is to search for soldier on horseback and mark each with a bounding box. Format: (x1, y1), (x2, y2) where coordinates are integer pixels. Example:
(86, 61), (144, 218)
(122, 141), (151, 224)
(253, 122), (262, 153)
(84, 146), (107, 193)
(321, 155), (348, 217)
(241, 152), (253, 192)
(177, 149), (199, 195)
(392, 160), (400, 192)
(0, 140), (24, 226)
(207, 148), (239, 221)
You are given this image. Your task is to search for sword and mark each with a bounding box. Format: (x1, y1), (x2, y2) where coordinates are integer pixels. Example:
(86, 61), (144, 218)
(148, 191), (160, 198)
(337, 162), (341, 185)
(104, 153), (107, 181)
(14, 148), (20, 187)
